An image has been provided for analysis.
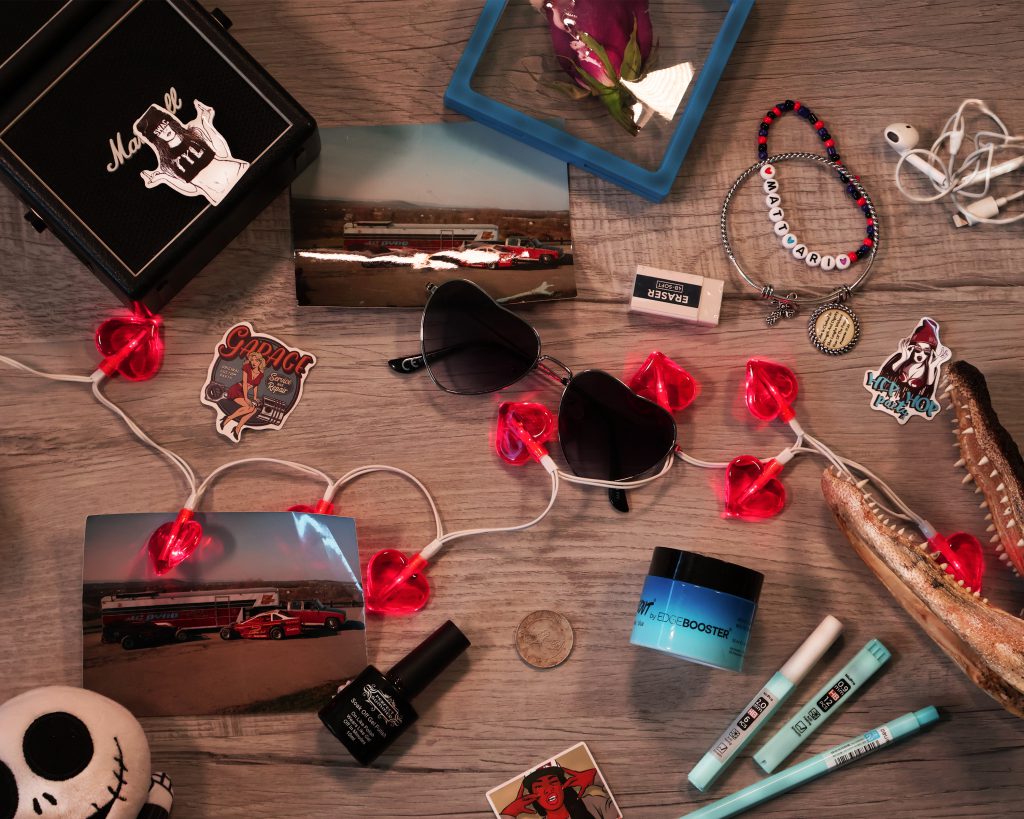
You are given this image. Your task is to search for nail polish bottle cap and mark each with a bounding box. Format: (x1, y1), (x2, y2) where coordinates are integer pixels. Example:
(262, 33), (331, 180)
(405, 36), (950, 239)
(388, 620), (470, 699)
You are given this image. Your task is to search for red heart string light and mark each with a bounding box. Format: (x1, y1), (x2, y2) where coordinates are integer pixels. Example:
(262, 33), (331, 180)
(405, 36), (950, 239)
(628, 351), (699, 413)
(495, 402), (556, 465)
(928, 531), (985, 593)
(365, 549), (430, 614)
(288, 499), (336, 514)
(724, 455), (788, 519)
(95, 303), (164, 381)
(745, 358), (798, 422)
(147, 509), (202, 575)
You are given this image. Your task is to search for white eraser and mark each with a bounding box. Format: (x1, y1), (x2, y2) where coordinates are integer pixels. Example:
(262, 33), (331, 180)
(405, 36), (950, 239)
(628, 264), (724, 327)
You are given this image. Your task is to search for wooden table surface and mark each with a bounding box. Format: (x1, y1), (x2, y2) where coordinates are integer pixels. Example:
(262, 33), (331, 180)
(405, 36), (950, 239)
(2, 1), (1023, 817)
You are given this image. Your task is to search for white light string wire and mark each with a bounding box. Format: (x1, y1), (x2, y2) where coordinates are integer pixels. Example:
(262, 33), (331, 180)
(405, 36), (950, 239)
(0, 346), (938, 566)
(893, 98), (1024, 225)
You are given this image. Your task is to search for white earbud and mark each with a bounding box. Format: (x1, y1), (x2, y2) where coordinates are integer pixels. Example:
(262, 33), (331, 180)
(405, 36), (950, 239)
(883, 124), (950, 188)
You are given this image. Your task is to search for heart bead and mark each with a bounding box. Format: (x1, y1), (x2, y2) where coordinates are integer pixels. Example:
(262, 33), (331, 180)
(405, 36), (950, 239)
(628, 351), (698, 413)
(147, 510), (203, 575)
(930, 531), (985, 593)
(95, 303), (163, 381)
(365, 549), (430, 614)
(745, 359), (799, 422)
(495, 402), (556, 465)
(724, 455), (787, 519)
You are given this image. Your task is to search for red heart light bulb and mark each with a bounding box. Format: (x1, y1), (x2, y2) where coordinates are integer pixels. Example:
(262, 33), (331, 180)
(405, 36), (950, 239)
(496, 402), (555, 465)
(95, 303), (164, 381)
(724, 455), (788, 519)
(928, 531), (985, 593)
(365, 549), (431, 614)
(745, 358), (799, 422)
(288, 499), (335, 514)
(147, 509), (203, 575)
(628, 351), (699, 413)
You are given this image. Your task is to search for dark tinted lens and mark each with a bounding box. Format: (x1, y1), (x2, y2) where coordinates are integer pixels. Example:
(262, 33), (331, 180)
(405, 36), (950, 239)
(422, 280), (540, 394)
(558, 370), (676, 480)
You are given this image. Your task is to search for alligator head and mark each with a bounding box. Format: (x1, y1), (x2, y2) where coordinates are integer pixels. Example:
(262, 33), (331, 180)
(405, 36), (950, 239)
(821, 360), (1024, 718)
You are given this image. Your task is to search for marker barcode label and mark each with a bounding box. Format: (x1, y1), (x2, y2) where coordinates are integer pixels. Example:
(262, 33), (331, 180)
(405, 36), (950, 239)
(710, 686), (778, 762)
(824, 726), (894, 770)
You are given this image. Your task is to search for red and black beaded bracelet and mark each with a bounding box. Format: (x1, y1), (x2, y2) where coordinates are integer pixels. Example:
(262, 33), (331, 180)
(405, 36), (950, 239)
(757, 100), (876, 269)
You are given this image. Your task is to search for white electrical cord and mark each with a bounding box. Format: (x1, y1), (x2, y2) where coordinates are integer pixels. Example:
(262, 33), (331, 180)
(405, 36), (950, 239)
(191, 457), (333, 509)
(0, 354), (93, 383)
(330, 465), (444, 541)
(555, 453), (674, 489)
(421, 469), (560, 560)
(893, 98), (1024, 225)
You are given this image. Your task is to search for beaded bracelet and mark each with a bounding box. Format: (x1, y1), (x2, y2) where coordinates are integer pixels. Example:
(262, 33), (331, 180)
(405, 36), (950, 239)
(721, 153), (879, 356)
(757, 100), (875, 271)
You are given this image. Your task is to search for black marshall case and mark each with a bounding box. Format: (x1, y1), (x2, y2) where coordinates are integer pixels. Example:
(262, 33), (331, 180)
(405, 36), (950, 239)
(0, 0), (320, 309)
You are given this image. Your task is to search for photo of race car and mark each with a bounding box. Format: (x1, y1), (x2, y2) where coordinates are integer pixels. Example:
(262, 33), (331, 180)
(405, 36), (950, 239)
(221, 610), (302, 641)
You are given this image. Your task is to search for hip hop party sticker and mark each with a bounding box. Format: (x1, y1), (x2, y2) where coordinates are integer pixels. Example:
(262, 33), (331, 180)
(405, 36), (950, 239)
(864, 317), (950, 424)
(200, 322), (316, 442)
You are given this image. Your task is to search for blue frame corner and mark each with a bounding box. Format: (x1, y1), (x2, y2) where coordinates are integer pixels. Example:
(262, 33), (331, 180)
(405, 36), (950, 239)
(444, 0), (756, 202)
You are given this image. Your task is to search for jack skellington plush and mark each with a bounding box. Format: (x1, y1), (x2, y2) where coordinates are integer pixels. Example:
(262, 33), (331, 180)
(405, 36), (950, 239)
(0, 687), (172, 819)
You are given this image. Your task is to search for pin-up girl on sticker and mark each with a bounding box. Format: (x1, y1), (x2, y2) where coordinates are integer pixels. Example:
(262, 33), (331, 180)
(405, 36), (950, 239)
(220, 351), (266, 440)
(134, 100), (249, 206)
(500, 765), (619, 819)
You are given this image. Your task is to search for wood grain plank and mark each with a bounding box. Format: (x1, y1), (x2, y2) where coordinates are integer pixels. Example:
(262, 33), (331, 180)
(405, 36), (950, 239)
(1, 1), (1023, 817)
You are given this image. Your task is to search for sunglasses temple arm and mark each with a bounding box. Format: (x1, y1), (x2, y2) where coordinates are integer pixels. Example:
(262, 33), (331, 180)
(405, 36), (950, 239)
(387, 344), (466, 374)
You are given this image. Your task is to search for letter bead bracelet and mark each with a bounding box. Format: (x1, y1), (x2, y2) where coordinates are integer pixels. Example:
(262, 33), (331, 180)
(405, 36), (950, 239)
(721, 152), (879, 356)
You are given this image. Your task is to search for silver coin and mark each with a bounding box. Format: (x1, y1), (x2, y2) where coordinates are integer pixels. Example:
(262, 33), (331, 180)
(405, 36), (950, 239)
(515, 610), (574, 669)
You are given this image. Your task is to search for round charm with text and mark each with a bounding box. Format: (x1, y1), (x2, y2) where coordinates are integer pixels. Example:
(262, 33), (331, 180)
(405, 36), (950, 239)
(808, 303), (860, 355)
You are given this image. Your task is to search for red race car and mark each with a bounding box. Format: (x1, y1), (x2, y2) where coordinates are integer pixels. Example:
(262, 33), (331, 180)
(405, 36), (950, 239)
(220, 610), (302, 641)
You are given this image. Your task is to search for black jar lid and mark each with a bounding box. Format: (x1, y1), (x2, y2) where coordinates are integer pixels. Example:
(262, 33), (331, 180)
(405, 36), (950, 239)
(647, 547), (764, 603)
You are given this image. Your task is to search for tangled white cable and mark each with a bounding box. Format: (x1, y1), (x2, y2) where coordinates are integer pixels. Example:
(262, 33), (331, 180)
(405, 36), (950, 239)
(886, 98), (1024, 227)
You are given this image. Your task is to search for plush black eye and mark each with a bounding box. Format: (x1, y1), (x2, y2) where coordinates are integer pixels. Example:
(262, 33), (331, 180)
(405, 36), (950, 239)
(23, 712), (93, 780)
(0, 759), (17, 819)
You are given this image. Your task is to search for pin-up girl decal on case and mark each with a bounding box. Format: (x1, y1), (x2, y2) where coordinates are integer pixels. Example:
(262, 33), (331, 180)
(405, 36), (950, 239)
(134, 100), (249, 206)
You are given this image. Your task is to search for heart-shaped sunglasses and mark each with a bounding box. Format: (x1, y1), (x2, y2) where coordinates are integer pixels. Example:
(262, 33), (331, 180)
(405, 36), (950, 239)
(389, 279), (678, 483)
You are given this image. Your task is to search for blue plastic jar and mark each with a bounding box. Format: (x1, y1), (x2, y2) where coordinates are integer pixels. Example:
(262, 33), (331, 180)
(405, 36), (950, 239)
(630, 547), (763, 672)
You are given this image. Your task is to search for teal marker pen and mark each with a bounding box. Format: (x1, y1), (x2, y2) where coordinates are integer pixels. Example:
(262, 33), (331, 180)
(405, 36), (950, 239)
(754, 638), (891, 773)
(688, 615), (843, 792)
(681, 706), (941, 818)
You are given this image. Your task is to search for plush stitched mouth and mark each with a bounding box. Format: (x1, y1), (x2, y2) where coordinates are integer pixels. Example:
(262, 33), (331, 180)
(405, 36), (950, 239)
(945, 360), (1024, 579)
(84, 737), (127, 819)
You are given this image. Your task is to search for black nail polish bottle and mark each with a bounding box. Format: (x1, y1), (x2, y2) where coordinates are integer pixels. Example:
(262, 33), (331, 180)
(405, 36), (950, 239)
(318, 620), (470, 765)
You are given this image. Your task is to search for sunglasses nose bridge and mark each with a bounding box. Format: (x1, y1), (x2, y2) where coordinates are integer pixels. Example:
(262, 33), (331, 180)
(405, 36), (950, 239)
(537, 355), (573, 386)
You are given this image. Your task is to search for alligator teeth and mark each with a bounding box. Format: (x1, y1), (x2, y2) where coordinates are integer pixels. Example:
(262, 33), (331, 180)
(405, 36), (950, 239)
(979, 456), (990, 466)
(942, 383), (953, 396)
(955, 458), (966, 468)
(976, 486), (983, 494)
(997, 543), (1006, 553)
(1001, 553), (1011, 562)
(1001, 496), (1010, 505)
(1018, 538), (1024, 547)
(980, 500), (990, 510)
(997, 483), (1005, 492)
(856, 478), (870, 489)
(986, 513), (993, 521)
(992, 534), (1002, 543)
(963, 427), (975, 434)
(898, 528), (906, 535)
(987, 525), (996, 532)
(1009, 520), (1018, 529)
(939, 563), (949, 570)
(962, 473), (974, 484)
(991, 469), (1000, 478)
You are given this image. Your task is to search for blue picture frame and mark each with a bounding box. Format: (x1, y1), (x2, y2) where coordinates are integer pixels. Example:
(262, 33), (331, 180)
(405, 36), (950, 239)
(444, 0), (756, 202)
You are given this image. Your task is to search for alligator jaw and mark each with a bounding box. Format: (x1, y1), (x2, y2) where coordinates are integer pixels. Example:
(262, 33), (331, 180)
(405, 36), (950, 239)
(945, 360), (1024, 578)
(821, 467), (1024, 719)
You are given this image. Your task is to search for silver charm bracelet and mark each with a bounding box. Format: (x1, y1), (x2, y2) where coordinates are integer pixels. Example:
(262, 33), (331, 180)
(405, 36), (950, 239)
(721, 153), (879, 355)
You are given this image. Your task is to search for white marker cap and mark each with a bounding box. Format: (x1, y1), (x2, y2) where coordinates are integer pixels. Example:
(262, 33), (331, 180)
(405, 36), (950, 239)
(779, 615), (844, 684)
